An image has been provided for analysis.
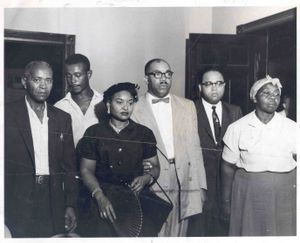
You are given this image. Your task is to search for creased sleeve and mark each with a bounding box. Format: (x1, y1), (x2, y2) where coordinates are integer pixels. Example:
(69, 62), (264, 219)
(222, 123), (241, 164)
(142, 127), (157, 159)
(76, 126), (98, 160)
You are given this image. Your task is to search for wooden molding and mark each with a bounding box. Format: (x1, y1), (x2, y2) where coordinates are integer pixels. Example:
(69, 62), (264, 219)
(237, 8), (296, 34)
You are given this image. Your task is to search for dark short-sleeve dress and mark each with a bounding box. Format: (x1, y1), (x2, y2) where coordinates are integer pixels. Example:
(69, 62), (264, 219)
(77, 119), (157, 237)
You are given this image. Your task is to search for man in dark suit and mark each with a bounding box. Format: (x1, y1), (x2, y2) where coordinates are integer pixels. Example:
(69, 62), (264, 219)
(187, 67), (242, 236)
(5, 61), (78, 237)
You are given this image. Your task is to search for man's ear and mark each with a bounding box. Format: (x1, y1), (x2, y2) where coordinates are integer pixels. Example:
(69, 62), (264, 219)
(21, 76), (27, 89)
(87, 70), (93, 79)
(198, 84), (202, 93)
(144, 76), (149, 85)
(106, 102), (111, 114)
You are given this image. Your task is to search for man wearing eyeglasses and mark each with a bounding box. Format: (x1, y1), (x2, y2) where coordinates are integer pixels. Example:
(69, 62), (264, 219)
(187, 67), (242, 236)
(131, 58), (207, 236)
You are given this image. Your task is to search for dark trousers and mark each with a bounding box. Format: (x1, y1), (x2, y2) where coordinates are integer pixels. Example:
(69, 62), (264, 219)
(14, 180), (55, 237)
(187, 211), (229, 237)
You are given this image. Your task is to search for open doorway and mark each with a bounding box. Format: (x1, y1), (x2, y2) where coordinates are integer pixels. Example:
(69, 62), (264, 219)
(186, 8), (296, 118)
(4, 29), (75, 105)
(237, 8), (296, 120)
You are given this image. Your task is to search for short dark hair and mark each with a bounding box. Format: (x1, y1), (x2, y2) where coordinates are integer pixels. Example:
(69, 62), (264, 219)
(23, 60), (52, 80)
(65, 53), (90, 71)
(144, 58), (169, 75)
(196, 66), (225, 85)
(103, 82), (139, 104)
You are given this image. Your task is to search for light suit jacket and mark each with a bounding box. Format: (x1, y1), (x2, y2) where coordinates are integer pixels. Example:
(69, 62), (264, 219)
(131, 94), (207, 219)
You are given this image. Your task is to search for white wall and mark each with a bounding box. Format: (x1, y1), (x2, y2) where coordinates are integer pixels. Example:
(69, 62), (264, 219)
(212, 6), (295, 34)
(5, 7), (212, 97)
(5, 6), (294, 96)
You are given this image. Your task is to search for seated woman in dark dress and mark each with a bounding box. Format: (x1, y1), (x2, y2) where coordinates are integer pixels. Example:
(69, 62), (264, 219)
(77, 82), (160, 237)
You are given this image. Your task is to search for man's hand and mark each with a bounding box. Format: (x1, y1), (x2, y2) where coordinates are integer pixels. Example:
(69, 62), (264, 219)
(130, 175), (151, 193)
(64, 207), (77, 232)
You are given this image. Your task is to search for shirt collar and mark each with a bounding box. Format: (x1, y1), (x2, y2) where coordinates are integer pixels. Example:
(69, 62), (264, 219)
(248, 110), (280, 128)
(146, 92), (171, 104)
(62, 88), (103, 102)
(25, 96), (48, 122)
(104, 118), (135, 134)
(202, 98), (222, 110)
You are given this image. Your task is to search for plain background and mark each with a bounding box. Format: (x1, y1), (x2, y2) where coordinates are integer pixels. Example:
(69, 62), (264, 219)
(4, 6), (292, 97)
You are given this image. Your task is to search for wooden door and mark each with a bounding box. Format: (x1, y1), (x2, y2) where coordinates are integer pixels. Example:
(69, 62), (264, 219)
(237, 8), (296, 121)
(186, 33), (266, 114)
(4, 29), (75, 105)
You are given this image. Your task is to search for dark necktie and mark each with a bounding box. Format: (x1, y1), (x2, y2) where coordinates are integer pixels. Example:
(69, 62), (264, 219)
(152, 97), (170, 104)
(212, 106), (221, 144)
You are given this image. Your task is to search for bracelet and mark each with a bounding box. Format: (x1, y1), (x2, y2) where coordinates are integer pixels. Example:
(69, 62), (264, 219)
(92, 188), (102, 198)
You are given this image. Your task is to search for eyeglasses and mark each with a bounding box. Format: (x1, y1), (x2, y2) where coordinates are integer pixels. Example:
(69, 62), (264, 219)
(147, 71), (174, 79)
(201, 81), (225, 87)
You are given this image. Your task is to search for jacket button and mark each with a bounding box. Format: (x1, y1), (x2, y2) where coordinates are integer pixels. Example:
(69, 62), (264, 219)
(117, 161), (122, 166)
(118, 148), (122, 152)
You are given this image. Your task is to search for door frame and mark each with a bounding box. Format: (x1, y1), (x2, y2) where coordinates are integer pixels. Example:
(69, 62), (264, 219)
(4, 29), (76, 100)
(236, 8), (296, 34)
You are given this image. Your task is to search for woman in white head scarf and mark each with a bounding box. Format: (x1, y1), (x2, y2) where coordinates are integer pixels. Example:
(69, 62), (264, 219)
(220, 75), (297, 236)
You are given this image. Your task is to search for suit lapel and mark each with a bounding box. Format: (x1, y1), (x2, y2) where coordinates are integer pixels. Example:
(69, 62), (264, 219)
(47, 105), (56, 174)
(138, 96), (168, 159)
(221, 103), (231, 139)
(197, 100), (215, 142)
(170, 95), (178, 156)
(15, 100), (35, 167)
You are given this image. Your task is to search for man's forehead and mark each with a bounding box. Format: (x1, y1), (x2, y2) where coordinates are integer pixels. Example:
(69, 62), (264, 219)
(30, 66), (52, 76)
(148, 61), (170, 71)
(66, 62), (86, 71)
(203, 70), (224, 81)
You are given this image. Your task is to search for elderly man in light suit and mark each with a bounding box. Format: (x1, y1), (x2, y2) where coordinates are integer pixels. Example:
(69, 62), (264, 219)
(131, 58), (207, 236)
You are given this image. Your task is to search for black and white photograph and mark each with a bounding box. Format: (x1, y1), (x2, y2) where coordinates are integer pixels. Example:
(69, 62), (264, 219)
(1, 0), (298, 242)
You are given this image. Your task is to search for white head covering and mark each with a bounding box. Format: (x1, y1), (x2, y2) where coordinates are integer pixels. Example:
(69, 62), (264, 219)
(250, 75), (282, 101)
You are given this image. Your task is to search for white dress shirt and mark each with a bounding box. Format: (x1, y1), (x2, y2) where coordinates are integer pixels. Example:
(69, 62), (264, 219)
(54, 88), (103, 146)
(146, 92), (175, 159)
(25, 96), (50, 175)
(202, 98), (222, 144)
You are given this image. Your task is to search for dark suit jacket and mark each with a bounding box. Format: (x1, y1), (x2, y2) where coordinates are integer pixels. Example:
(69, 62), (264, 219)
(5, 98), (78, 237)
(194, 99), (242, 216)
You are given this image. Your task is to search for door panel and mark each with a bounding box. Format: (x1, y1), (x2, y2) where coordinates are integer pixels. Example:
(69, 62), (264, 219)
(4, 29), (75, 105)
(185, 33), (266, 114)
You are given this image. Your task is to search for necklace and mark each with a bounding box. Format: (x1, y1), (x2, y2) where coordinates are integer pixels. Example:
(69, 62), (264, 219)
(109, 120), (129, 134)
